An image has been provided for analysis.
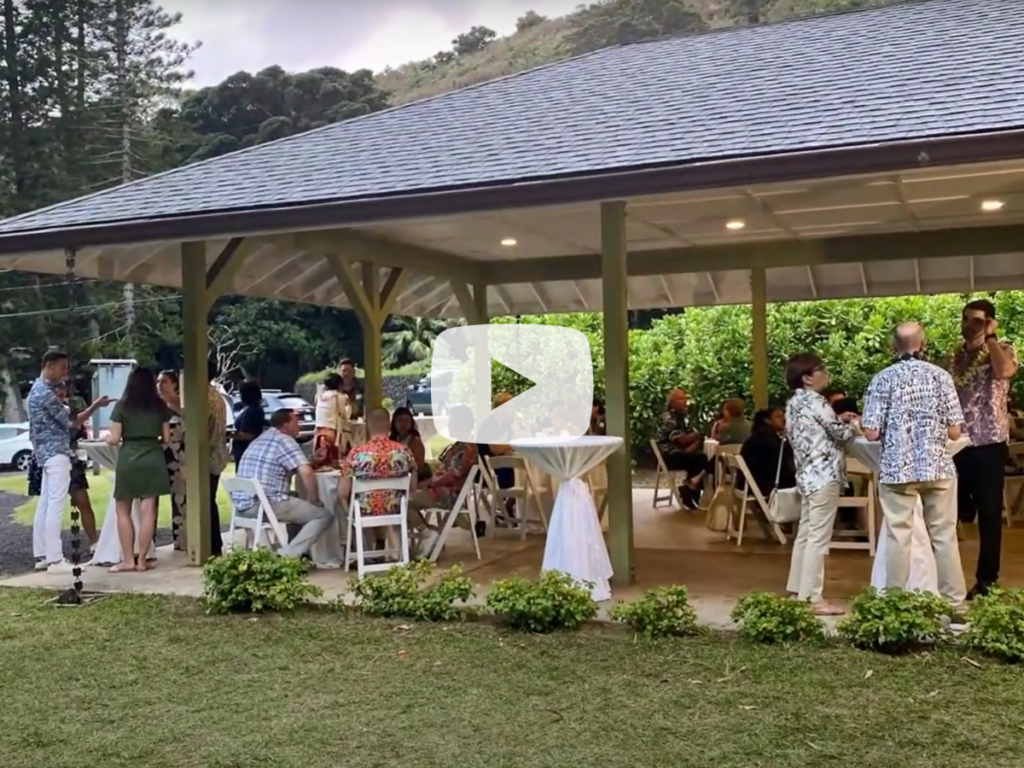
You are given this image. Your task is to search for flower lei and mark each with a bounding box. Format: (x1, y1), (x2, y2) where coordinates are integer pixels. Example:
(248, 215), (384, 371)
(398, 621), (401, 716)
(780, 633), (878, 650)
(948, 341), (990, 389)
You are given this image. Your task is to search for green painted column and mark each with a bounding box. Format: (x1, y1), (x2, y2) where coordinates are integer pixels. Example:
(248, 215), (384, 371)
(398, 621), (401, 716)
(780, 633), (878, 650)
(601, 201), (634, 586)
(181, 241), (212, 565)
(362, 264), (383, 410)
(751, 267), (769, 409)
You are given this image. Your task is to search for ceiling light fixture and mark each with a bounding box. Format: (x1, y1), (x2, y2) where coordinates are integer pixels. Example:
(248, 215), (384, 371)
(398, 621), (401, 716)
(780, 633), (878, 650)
(981, 199), (1005, 212)
(725, 220), (746, 230)
(500, 237), (517, 246)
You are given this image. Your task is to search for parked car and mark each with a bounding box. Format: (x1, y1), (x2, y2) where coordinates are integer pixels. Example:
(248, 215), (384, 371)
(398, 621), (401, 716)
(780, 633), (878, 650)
(405, 368), (456, 417)
(231, 390), (316, 443)
(0, 423), (32, 471)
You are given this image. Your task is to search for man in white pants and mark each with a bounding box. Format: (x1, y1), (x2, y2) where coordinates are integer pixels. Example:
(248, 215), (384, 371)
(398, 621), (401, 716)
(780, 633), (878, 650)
(861, 323), (967, 607)
(28, 350), (76, 573)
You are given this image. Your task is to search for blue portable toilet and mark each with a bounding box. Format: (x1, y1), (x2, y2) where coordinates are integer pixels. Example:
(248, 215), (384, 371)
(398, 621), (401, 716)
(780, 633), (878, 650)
(89, 359), (136, 432)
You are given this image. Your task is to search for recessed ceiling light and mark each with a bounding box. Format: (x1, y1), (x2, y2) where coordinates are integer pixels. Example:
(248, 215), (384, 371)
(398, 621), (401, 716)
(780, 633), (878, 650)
(981, 199), (1005, 212)
(500, 237), (517, 246)
(725, 220), (746, 230)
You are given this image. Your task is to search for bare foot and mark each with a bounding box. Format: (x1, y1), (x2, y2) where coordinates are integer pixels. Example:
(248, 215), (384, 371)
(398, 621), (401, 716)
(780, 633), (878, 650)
(810, 602), (845, 616)
(108, 562), (135, 573)
(135, 560), (150, 572)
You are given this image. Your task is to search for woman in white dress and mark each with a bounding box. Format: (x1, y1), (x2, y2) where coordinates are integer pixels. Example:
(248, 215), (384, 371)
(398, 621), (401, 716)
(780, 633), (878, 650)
(312, 373), (352, 469)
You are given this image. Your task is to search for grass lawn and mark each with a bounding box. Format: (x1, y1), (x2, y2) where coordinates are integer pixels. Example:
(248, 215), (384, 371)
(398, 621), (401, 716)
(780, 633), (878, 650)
(1, 590), (1022, 768)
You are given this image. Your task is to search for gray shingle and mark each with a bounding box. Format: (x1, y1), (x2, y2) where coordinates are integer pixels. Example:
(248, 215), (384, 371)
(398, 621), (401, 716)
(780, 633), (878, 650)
(2, 0), (1022, 234)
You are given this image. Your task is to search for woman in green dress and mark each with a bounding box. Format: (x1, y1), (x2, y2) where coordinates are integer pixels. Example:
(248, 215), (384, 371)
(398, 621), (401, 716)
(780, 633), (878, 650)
(105, 366), (172, 573)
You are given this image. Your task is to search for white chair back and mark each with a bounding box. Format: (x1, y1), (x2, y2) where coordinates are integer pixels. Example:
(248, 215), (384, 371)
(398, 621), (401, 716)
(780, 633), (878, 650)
(346, 474), (412, 577)
(223, 476), (289, 551)
(485, 454), (547, 539)
(650, 440), (686, 509)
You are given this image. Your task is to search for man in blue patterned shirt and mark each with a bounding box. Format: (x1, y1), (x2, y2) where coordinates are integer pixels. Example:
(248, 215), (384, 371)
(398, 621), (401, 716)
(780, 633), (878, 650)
(27, 350), (75, 573)
(862, 323), (967, 606)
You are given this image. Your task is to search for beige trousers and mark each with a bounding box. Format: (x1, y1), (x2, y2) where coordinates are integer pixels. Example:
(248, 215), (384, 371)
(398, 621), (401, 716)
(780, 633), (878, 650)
(877, 479), (966, 605)
(786, 481), (840, 602)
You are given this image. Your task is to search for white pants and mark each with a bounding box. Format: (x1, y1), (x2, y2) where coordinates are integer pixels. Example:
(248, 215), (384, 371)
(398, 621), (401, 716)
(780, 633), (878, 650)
(32, 454), (71, 563)
(786, 481), (840, 603)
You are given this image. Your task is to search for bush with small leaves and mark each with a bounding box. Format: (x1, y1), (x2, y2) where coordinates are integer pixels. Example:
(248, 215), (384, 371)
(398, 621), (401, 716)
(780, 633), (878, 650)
(610, 585), (703, 638)
(730, 592), (826, 644)
(486, 571), (598, 633)
(964, 587), (1024, 663)
(354, 560), (475, 622)
(202, 548), (323, 614)
(837, 587), (950, 654)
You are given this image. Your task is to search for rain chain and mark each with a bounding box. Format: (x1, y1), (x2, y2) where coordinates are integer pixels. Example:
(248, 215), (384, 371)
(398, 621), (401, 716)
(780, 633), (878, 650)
(59, 247), (85, 604)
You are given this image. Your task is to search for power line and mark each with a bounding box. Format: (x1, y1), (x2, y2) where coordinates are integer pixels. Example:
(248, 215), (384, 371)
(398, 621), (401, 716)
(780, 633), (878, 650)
(0, 293), (180, 320)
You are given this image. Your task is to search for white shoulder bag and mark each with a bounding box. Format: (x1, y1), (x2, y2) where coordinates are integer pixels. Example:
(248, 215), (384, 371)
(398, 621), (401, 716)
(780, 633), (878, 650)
(766, 438), (801, 524)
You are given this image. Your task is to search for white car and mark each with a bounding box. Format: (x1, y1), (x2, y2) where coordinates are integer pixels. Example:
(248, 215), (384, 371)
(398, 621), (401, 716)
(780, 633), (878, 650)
(0, 423), (32, 472)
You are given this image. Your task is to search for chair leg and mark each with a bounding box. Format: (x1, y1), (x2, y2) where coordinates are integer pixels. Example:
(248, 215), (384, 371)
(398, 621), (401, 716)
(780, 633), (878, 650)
(652, 468), (665, 507)
(354, 516), (366, 578)
(344, 513), (354, 571)
(737, 501), (747, 546)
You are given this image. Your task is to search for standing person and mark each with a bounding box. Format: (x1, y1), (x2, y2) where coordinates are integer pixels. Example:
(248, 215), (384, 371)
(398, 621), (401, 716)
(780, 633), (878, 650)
(28, 350), (77, 573)
(862, 323), (966, 605)
(157, 370), (187, 551)
(655, 388), (710, 509)
(312, 373), (352, 469)
(784, 353), (856, 615)
(337, 358), (364, 420)
(105, 367), (172, 572)
(232, 378), (266, 466)
(26, 382), (109, 556)
(207, 361), (230, 559)
(948, 299), (1018, 598)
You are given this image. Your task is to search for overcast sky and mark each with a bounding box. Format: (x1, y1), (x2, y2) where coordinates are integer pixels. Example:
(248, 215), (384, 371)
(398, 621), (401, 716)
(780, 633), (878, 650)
(168, 0), (585, 86)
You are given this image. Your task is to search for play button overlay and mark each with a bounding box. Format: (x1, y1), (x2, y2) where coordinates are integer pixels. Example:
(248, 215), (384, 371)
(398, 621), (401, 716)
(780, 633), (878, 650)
(431, 323), (594, 444)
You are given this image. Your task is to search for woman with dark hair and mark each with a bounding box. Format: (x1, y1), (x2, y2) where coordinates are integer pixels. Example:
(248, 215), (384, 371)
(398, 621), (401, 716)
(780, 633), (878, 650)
(157, 370), (187, 550)
(390, 406), (431, 480)
(783, 352), (856, 614)
(232, 378), (266, 465)
(589, 397), (606, 436)
(739, 408), (795, 498)
(313, 372), (351, 469)
(105, 366), (172, 572)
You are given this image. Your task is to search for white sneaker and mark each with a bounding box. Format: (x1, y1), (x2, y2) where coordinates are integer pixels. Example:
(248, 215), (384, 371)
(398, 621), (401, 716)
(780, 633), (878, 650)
(314, 560), (343, 570)
(34, 559), (48, 571)
(46, 559), (83, 574)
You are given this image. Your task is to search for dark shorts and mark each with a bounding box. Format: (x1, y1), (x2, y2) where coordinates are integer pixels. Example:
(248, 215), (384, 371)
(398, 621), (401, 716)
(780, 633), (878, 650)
(662, 450), (711, 478)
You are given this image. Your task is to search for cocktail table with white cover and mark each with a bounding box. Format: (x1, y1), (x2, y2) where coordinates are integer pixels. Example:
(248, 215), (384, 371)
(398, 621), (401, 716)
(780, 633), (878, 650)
(510, 436), (622, 602)
(80, 441), (155, 565)
(847, 436), (971, 594)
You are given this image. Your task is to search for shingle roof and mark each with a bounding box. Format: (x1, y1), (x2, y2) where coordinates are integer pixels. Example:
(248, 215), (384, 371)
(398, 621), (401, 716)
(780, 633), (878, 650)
(1, 0), (1022, 236)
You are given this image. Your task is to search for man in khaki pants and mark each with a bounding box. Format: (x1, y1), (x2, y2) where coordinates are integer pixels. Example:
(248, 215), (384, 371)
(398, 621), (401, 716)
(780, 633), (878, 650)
(861, 323), (967, 606)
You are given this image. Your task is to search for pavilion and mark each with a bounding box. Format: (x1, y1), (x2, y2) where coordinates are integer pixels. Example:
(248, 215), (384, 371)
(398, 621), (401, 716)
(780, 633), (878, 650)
(0, 0), (1022, 584)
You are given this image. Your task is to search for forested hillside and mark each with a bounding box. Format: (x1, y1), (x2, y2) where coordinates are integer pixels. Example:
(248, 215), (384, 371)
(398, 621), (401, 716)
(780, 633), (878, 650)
(0, 0), (906, 409)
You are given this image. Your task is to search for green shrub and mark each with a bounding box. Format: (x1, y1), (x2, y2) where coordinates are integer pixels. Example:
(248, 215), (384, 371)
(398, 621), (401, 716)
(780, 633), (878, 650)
(837, 588), (950, 654)
(964, 587), (1024, 663)
(610, 585), (703, 638)
(202, 548), (323, 614)
(730, 592), (826, 644)
(486, 570), (598, 633)
(353, 561), (474, 622)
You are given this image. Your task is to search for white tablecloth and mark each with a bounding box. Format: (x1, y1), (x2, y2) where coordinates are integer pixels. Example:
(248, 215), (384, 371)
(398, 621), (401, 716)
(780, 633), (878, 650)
(510, 436), (622, 601)
(294, 471), (346, 565)
(847, 436), (970, 593)
(79, 442), (155, 565)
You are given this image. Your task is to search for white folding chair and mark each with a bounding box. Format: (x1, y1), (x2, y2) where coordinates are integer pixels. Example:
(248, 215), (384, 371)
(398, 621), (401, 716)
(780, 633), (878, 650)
(485, 455), (548, 538)
(1003, 443), (1024, 526)
(651, 440), (686, 509)
(829, 458), (877, 555)
(344, 475), (412, 577)
(421, 465), (482, 562)
(723, 454), (787, 546)
(223, 476), (289, 551)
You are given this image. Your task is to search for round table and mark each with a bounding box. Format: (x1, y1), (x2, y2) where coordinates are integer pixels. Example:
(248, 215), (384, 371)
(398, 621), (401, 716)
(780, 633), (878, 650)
(847, 436), (971, 594)
(294, 471), (346, 566)
(510, 436), (623, 601)
(79, 441), (156, 565)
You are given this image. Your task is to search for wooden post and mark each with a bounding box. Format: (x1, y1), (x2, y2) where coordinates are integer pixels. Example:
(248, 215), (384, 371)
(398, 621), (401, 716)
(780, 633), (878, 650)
(751, 267), (769, 409)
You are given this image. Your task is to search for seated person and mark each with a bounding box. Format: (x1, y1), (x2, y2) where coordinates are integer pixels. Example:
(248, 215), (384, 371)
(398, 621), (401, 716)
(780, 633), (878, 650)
(823, 388), (847, 407)
(339, 408), (417, 560)
(590, 397), (606, 436)
(232, 408), (334, 560)
(478, 392), (516, 489)
(710, 398), (752, 445)
(409, 406), (479, 555)
(655, 387), (711, 509)
(739, 408), (796, 497)
(389, 406), (431, 480)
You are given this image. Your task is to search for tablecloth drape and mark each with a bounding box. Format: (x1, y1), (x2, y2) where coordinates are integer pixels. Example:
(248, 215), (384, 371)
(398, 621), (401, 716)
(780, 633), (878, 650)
(847, 436), (970, 594)
(510, 436), (622, 601)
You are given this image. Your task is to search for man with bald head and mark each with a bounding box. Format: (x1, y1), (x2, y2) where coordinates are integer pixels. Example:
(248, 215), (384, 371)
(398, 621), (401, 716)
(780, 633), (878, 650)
(861, 323), (967, 606)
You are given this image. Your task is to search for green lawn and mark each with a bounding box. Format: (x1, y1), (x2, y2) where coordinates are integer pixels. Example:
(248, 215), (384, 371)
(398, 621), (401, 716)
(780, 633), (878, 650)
(0, 589), (1022, 768)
